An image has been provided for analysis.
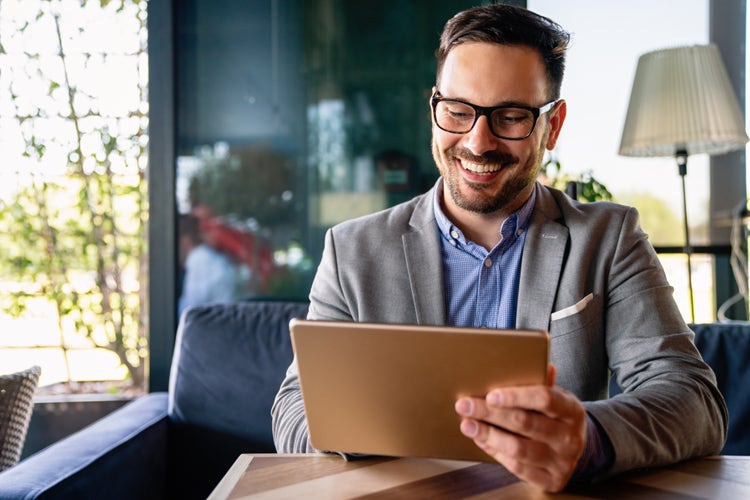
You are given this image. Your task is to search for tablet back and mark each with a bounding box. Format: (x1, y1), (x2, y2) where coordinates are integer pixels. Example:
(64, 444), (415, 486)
(289, 319), (549, 462)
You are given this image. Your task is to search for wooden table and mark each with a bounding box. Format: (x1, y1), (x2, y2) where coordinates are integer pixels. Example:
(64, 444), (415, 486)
(208, 453), (750, 499)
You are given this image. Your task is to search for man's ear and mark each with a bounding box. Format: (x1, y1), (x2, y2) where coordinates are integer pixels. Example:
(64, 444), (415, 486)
(429, 86), (438, 125)
(545, 99), (567, 150)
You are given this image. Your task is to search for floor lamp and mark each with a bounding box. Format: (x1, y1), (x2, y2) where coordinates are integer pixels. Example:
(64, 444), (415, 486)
(618, 44), (748, 323)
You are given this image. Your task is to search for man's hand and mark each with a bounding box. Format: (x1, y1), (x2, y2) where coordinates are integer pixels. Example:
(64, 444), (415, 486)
(454, 365), (586, 492)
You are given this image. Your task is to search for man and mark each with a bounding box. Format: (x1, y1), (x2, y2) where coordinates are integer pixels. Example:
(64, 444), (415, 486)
(177, 213), (249, 317)
(272, 4), (727, 492)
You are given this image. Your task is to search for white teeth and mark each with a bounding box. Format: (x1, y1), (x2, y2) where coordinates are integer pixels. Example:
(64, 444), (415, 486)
(462, 161), (500, 174)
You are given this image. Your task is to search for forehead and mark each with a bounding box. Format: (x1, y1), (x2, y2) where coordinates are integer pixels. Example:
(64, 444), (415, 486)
(438, 42), (548, 105)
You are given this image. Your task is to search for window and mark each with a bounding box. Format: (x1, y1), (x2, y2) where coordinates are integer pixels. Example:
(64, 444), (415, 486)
(170, 0), (481, 308)
(0, 0), (149, 395)
(530, 0), (746, 323)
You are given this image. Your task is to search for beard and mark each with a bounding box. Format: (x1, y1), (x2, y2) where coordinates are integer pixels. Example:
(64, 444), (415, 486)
(432, 140), (544, 215)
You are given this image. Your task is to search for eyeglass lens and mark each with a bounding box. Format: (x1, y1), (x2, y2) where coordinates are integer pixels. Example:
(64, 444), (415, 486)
(434, 100), (536, 139)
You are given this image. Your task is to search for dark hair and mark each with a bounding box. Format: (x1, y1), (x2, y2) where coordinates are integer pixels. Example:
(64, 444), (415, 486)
(179, 213), (203, 244)
(435, 4), (570, 99)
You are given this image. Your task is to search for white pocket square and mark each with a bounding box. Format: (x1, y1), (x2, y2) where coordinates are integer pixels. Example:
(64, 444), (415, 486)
(551, 293), (594, 321)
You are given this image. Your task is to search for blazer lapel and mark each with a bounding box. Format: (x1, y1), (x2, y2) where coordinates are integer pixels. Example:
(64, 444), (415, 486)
(399, 183), (568, 329)
(402, 189), (446, 326)
(516, 185), (568, 331)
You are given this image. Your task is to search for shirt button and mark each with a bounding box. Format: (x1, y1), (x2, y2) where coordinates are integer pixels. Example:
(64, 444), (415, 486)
(449, 239), (456, 246)
(450, 230), (459, 239)
(484, 258), (492, 268)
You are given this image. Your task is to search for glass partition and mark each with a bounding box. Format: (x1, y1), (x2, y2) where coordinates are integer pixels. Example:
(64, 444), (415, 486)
(173, 0), (486, 304)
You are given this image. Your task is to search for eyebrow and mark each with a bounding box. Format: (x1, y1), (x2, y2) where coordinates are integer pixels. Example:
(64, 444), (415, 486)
(435, 90), (537, 108)
(440, 94), (536, 109)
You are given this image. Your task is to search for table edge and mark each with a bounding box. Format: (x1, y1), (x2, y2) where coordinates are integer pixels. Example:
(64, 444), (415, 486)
(207, 455), (254, 500)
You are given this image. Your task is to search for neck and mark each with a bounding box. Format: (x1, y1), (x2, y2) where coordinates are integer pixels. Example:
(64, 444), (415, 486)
(440, 184), (532, 251)
(452, 211), (504, 250)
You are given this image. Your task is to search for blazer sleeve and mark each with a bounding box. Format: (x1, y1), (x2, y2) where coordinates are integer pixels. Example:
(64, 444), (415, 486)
(584, 206), (728, 476)
(271, 227), (353, 453)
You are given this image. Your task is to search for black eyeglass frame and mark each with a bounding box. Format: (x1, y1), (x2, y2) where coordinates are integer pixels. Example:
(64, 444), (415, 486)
(430, 91), (560, 140)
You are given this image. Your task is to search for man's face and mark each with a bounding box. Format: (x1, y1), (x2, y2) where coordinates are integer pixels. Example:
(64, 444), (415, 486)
(431, 42), (566, 217)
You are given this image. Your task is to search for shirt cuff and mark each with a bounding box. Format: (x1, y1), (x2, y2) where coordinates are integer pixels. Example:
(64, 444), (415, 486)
(571, 412), (614, 481)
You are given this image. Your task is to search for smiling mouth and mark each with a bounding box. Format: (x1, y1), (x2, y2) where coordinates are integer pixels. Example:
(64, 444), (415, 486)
(449, 147), (518, 175)
(460, 159), (502, 174)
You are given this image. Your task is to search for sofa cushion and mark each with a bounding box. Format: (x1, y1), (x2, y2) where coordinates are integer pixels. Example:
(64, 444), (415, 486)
(690, 322), (750, 455)
(608, 322), (750, 455)
(168, 300), (309, 449)
(0, 366), (41, 472)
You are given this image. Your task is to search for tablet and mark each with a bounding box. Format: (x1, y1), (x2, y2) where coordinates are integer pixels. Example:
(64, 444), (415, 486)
(289, 319), (549, 462)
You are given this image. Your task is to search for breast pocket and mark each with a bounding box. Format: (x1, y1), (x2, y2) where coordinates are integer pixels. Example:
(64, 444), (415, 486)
(549, 293), (599, 337)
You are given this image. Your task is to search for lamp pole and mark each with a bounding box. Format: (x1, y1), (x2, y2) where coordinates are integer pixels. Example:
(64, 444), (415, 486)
(676, 149), (695, 323)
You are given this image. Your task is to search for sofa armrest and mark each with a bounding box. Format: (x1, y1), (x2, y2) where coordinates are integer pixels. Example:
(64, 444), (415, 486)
(0, 392), (169, 500)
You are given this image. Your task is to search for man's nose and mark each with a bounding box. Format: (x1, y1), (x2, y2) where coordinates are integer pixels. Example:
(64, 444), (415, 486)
(464, 115), (498, 155)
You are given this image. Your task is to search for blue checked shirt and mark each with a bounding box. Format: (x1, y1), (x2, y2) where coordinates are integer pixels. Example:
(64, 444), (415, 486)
(433, 179), (535, 329)
(433, 179), (613, 478)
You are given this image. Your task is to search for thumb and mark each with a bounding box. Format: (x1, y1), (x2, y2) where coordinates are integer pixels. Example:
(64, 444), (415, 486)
(547, 364), (557, 386)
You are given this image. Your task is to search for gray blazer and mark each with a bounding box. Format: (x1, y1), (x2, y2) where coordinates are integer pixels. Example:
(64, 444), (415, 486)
(272, 181), (727, 476)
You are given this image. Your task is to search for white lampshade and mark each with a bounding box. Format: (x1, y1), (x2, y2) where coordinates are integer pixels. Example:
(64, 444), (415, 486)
(619, 44), (748, 157)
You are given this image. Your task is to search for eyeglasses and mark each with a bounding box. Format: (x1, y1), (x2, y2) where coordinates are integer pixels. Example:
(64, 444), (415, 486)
(430, 91), (559, 140)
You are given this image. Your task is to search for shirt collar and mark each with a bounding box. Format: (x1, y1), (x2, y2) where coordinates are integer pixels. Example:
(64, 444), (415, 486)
(433, 177), (536, 245)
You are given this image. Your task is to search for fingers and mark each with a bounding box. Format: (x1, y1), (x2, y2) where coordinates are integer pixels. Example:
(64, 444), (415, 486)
(487, 384), (583, 422)
(457, 387), (586, 447)
(454, 384), (587, 492)
(457, 416), (574, 492)
(455, 386), (581, 427)
(455, 394), (571, 444)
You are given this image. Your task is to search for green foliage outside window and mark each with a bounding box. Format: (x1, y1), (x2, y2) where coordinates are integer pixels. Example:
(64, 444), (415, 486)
(541, 155), (613, 203)
(0, 0), (148, 389)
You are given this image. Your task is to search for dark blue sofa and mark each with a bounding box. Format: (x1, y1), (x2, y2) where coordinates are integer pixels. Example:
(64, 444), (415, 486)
(0, 301), (309, 500)
(0, 305), (748, 498)
(691, 322), (750, 455)
(609, 322), (750, 455)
